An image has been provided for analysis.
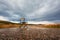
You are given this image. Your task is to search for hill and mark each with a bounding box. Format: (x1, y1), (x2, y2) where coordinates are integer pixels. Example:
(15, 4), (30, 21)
(0, 20), (20, 28)
(0, 20), (60, 28)
(0, 20), (13, 24)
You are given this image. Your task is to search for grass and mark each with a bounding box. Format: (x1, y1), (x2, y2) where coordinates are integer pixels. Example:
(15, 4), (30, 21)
(0, 20), (60, 28)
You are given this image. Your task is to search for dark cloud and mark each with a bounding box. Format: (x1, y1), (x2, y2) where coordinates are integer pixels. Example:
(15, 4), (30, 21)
(0, 0), (60, 23)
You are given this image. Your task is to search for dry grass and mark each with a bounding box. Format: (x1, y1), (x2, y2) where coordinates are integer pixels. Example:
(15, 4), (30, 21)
(0, 20), (60, 28)
(0, 24), (20, 28)
(0, 23), (60, 28)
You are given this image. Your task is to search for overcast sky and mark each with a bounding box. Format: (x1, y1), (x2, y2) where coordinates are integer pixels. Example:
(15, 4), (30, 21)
(0, 0), (60, 24)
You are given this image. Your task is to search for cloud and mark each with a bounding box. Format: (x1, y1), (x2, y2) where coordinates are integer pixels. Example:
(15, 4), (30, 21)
(0, 16), (9, 21)
(0, 0), (60, 23)
(27, 21), (55, 24)
(52, 20), (60, 24)
(28, 20), (60, 24)
(26, 0), (60, 20)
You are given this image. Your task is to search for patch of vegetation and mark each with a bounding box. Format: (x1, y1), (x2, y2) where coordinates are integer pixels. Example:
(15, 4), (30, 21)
(44, 24), (60, 28)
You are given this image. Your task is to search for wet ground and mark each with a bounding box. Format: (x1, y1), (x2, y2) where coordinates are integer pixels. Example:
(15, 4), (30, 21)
(0, 27), (60, 40)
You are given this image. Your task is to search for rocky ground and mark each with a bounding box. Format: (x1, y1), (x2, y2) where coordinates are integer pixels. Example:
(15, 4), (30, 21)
(0, 26), (60, 40)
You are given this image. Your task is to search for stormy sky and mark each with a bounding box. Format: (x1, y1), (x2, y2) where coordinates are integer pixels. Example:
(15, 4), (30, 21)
(0, 0), (60, 24)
